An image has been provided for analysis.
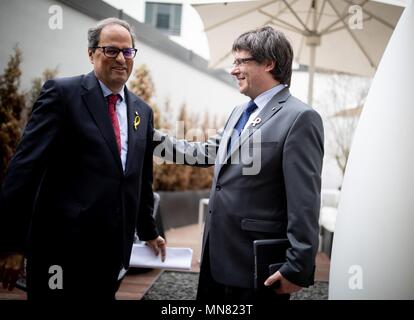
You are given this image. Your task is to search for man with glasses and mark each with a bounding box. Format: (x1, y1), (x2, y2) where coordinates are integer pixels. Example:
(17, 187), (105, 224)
(154, 26), (324, 300)
(0, 18), (165, 299)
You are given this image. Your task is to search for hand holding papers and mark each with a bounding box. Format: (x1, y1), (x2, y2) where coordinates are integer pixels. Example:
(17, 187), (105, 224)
(129, 243), (193, 270)
(146, 235), (167, 262)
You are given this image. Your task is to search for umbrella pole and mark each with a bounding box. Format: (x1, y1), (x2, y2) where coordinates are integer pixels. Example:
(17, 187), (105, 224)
(308, 44), (316, 106)
(307, 0), (319, 106)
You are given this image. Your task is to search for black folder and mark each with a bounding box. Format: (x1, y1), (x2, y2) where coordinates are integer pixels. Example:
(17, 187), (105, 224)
(253, 238), (290, 290)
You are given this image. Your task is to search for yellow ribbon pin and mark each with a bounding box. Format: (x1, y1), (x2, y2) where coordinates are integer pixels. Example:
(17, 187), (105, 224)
(134, 111), (141, 130)
(252, 117), (262, 127)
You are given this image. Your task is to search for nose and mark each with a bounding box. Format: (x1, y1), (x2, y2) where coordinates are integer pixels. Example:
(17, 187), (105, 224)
(230, 65), (239, 76)
(115, 51), (126, 63)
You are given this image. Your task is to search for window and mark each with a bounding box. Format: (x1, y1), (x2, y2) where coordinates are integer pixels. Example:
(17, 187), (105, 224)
(145, 2), (182, 36)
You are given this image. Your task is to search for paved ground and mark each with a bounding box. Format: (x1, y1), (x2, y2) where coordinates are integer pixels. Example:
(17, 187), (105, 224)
(142, 271), (329, 300)
(0, 223), (330, 300)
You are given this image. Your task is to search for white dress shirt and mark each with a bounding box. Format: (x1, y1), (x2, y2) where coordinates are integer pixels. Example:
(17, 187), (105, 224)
(242, 83), (287, 133)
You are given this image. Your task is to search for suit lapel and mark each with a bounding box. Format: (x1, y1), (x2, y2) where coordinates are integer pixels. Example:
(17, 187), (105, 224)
(124, 88), (147, 175)
(81, 72), (123, 173)
(215, 105), (245, 177)
(223, 87), (291, 165)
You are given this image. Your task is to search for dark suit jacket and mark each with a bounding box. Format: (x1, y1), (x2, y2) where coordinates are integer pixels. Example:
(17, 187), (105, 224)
(155, 87), (324, 288)
(0, 72), (158, 286)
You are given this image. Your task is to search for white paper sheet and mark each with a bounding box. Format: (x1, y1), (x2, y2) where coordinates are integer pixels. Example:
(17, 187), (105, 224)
(129, 243), (193, 270)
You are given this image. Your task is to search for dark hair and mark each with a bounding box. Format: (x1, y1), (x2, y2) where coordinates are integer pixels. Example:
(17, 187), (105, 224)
(88, 17), (136, 51)
(232, 26), (293, 87)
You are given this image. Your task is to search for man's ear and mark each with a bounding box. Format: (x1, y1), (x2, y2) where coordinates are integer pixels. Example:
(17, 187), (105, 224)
(88, 49), (94, 64)
(264, 60), (276, 73)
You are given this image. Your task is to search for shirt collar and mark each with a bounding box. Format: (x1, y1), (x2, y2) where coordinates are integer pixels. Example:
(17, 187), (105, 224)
(98, 80), (125, 102)
(253, 83), (286, 110)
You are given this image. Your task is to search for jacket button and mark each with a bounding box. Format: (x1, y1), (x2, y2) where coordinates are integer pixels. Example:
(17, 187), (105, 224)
(216, 185), (222, 191)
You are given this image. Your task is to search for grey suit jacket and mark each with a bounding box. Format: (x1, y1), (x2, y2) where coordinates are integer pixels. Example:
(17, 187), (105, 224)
(153, 87), (324, 288)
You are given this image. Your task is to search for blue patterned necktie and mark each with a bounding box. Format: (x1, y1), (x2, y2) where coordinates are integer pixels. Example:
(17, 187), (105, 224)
(227, 100), (258, 154)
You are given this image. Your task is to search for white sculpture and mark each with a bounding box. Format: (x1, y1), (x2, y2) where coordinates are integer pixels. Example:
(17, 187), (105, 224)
(329, 0), (414, 299)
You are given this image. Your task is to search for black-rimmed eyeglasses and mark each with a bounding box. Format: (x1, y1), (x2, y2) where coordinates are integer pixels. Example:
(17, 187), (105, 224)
(232, 57), (256, 67)
(93, 46), (137, 59)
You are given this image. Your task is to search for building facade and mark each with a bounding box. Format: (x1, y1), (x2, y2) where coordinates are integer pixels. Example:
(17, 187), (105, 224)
(0, 0), (246, 118)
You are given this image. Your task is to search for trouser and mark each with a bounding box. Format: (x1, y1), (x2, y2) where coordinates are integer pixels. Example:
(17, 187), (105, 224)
(26, 251), (123, 300)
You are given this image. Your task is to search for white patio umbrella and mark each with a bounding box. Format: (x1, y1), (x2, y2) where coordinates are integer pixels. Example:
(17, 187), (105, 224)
(192, 0), (404, 105)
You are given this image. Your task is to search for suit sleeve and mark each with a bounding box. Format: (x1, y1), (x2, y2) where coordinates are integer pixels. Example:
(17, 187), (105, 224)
(152, 128), (222, 167)
(152, 107), (239, 166)
(0, 79), (65, 253)
(135, 110), (158, 241)
(278, 109), (324, 287)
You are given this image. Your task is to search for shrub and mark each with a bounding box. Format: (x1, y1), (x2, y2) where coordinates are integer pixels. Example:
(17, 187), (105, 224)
(129, 64), (218, 191)
(0, 47), (26, 182)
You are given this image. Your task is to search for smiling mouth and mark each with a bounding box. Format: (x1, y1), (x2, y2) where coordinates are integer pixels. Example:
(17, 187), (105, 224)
(112, 67), (126, 72)
(237, 77), (246, 84)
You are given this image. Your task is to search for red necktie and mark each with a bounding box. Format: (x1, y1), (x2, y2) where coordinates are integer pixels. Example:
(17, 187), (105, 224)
(107, 94), (121, 154)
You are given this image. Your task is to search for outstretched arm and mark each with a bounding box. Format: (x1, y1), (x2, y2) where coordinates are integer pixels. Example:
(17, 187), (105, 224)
(152, 128), (223, 167)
